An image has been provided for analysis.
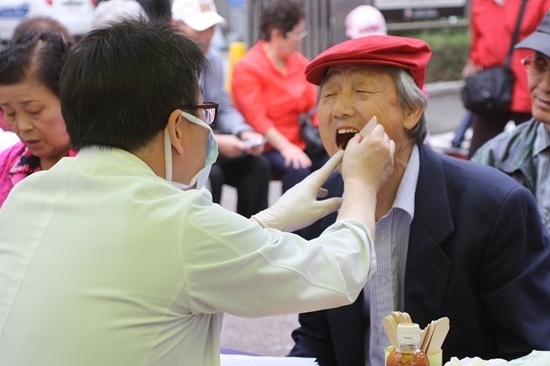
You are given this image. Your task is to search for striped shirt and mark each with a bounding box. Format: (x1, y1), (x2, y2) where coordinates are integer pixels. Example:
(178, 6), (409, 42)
(366, 144), (420, 366)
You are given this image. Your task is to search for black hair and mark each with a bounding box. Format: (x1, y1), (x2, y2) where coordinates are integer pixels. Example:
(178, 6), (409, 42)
(0, 31), (73, 97)
(259, 0), (305, 41)
(60, 17), (206, 152)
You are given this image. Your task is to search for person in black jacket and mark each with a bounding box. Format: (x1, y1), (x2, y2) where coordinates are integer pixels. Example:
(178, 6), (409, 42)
(289, 34), (550, 366)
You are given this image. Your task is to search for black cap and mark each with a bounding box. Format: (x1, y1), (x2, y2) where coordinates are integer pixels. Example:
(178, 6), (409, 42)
(515, 10), (550, 57)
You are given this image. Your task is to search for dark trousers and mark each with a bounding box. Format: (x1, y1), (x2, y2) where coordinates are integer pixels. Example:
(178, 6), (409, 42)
(264, 149), (330, 193)
(468, 110), (531, 158)
(209, 154), (271, 218)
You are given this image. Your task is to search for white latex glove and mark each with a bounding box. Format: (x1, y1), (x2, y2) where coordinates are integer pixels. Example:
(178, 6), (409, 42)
(251, 150), (344, 232)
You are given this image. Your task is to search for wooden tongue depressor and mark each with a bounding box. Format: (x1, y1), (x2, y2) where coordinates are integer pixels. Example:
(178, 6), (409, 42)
(427, 317), (450, 354)
(421, 321), (435, 353)
(419, 327), (427, 349)
(360, 116), (378, 138)
(337, 115), (377, 150)
(391, 311), (401, 325)
(402, 312), (412, 323)
(397, 312), (408, 324)
(382, 316), (398, 348)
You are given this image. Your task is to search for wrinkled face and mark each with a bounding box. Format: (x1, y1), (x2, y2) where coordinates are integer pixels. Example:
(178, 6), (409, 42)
(318, 65), (416, 158)
(527, 52), (550, 126)
(173, 21), (215, 54)
(0, 78), (70, 160)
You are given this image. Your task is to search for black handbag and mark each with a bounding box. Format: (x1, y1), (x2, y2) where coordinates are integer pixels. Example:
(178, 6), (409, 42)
(462, 66), (515, 114)
(299, 108), (325, 155)
(462, 0), (527, 114)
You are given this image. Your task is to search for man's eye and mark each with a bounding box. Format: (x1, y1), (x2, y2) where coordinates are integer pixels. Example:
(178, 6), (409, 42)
(534, 57), (548, 71)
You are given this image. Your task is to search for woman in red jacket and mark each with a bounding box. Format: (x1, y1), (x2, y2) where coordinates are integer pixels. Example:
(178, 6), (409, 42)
(231, 0), (328, 193)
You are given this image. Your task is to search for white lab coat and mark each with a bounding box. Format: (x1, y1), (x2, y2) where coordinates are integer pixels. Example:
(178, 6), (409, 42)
(0, 146), (375, 366)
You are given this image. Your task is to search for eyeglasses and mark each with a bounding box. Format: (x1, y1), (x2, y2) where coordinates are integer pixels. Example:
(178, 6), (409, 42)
(180, 102), (218, 125)
(285, 30), (307, 41)
(521, 54), (550, 78)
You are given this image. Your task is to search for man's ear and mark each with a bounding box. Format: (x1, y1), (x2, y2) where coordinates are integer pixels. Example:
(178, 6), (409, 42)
(403, 104), (424, 131)
(167, 109), (185, 155)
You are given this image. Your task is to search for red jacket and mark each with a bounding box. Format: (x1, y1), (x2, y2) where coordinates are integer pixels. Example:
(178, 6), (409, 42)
(231, 40), (318, 151)
(469, 0), (550, 112)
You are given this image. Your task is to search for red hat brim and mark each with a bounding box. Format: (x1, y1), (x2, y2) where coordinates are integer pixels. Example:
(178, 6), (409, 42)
(305, 35), (431, 89)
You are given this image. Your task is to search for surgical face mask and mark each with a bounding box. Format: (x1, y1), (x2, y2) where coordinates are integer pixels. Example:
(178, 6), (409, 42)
(164, 111), (218, 190)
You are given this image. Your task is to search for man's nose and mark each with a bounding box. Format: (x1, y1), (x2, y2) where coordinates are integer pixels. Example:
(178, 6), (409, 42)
(332, 93), (356, 118)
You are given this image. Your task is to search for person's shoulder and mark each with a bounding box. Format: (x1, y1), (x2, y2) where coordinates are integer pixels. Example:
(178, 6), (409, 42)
(438, 149), (508, 178)
(428, 153), (536, 218)
(234, 42), (264, 68)
(425, 145), (523, 193)
(472, 119), (538, 164)
(486, 120), (536, 146)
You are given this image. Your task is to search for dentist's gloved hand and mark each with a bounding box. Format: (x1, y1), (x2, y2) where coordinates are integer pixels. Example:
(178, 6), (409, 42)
(251, 150), (344, 232)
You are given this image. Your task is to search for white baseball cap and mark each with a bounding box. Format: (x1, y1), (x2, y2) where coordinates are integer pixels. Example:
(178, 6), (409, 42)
(345, 5), (387, 39)
(92, 0), (149, 29)
(171, 0), (226, 32)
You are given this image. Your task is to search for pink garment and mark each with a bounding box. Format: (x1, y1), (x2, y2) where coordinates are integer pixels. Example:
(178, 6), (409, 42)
(0, 141), (27, 207)
(0, 142), (77, 207)
(231, 40), (318, 151)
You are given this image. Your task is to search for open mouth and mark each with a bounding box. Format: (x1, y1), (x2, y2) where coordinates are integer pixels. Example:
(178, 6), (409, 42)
(336, 128), (359, 150)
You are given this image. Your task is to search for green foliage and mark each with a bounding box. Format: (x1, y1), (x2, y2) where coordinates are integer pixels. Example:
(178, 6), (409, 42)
(390, 27), (471, 83)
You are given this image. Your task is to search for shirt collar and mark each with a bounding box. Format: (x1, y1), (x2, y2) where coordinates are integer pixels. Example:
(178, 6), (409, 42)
(533, 122), (550, 157)
(76, 146), (156, 176)
(386, 144), (419, 225)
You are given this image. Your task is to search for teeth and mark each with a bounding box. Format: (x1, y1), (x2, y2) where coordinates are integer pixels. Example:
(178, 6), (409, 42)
(338, 128), (359, 134)
(336, 128), (360, 150)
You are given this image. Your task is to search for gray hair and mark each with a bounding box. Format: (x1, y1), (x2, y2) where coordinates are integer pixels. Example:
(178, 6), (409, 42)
(386, 66), (427, 145)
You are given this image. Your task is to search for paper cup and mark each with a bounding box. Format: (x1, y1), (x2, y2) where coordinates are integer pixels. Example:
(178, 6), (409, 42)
(385, 346), (442, 366)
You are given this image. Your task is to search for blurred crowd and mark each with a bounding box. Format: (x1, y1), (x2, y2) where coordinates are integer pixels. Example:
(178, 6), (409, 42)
(1, 0), (550, 365)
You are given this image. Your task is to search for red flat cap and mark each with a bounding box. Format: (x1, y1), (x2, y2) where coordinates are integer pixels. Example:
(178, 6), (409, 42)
(305, 35), (431, 89)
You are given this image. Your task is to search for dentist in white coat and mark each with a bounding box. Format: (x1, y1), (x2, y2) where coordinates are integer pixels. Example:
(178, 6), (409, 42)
(0, 18), (394, 366)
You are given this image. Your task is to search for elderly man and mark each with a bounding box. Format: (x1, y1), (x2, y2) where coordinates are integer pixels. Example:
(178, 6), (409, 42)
(288, 35), (550, 366)
(472, 10), (550, 234)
